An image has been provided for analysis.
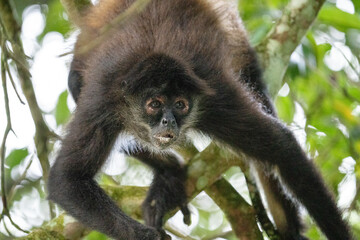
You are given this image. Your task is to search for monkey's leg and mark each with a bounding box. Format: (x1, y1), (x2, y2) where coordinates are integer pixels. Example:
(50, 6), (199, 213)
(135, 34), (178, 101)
(236, 77), (305, 238)
(126, 148), (190, 229)
(197, 87), (352, 240)
(245, 80), (306, 238)
(253, 164), (307, 240)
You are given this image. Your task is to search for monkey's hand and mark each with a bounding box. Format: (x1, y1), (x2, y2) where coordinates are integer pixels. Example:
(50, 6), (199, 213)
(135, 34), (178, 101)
(142, 167), (190, 230)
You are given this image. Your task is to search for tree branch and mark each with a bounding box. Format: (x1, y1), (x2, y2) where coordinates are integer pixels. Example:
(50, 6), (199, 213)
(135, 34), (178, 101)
(256, 0), (326, 96)
(206, 178), (262, 240)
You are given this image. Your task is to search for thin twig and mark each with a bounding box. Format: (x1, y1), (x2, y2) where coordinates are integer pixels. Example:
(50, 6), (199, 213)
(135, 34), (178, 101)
(58, 50), (74, 58)
(3, 221), (15, 237)
(6, 215), (29, 234)
(5, 49), (31, 75)
(1, 49), (11, 221)
(3, 57), (25, 104)
(8, 157), (33, 203)
(0, 48), (29, 234)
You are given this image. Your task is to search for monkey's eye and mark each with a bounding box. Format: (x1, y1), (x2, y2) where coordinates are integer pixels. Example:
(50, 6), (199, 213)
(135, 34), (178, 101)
(175, 101), (186, 109)
(149, 100), (161, 109)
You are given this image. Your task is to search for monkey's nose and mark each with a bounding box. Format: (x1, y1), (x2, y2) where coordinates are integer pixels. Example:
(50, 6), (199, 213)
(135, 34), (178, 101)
(161, 118), (176, 127)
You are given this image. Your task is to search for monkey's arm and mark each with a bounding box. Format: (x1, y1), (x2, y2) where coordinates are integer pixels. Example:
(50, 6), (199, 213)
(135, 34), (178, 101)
(48, 94), (165, 240)
(198, 83), (352, 240)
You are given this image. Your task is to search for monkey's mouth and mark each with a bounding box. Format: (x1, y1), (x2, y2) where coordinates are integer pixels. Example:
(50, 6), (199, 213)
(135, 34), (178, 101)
(153, 132), (176, 146)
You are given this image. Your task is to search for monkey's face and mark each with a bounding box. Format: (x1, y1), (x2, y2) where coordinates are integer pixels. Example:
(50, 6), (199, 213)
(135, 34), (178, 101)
(122, 53), (213, 149)
(143, 94), (192, 149)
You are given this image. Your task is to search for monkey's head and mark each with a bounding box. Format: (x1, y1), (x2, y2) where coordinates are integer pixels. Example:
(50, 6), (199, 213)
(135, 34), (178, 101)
(123, 53), (213, 149)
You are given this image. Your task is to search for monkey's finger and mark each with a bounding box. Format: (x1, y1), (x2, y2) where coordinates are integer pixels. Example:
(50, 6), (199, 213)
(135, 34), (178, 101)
(180, 204), (191, 226)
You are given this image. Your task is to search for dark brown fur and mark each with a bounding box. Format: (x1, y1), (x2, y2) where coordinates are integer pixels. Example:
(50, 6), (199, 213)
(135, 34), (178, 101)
(48, 0), (353, 239)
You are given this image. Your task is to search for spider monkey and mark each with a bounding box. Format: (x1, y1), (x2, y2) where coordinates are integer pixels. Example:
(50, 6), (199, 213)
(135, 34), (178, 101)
(48, 0), (353, 239)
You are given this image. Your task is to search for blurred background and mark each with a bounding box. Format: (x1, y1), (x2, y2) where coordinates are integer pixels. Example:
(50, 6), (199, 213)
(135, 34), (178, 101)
(0, 0), (359, 239)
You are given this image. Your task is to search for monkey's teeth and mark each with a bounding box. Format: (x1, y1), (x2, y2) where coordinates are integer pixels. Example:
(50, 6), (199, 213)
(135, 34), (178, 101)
(157, 136), (171, 143)
(154, 134), (175, 144)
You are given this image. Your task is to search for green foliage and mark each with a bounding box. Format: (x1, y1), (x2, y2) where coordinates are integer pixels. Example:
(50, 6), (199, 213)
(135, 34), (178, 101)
(9, 0), (48, 23)
(83, 231), (110, 240)
(239, 0), (280, 45)
(353, 0), (360, 14)
(5, 148), (28, 168)
(190, 195), (230, 239)
(4, 148), (28, 193)
(277, 3), (360, 237)
(54, 90), (71, 126)
(318, 4), (360, 31)
(275, 95), (295, 123)
(38, 0), (72, 40)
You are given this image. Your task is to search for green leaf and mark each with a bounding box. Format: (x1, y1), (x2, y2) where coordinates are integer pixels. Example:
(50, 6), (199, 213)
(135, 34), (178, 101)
(352, 0), (360, 14)
(318, 5), (360, 31)
(275, 95), (295, 123)
(83, 231), (109, 240)
(249, 22), (272, 45)
(6, 148), (28, 168)
(55, 90), (71, 126)
(10, 0), (48, 23)
(341, 81), (360, 103)
(38, 0), (71, 40)
(316, 43), (332, 67)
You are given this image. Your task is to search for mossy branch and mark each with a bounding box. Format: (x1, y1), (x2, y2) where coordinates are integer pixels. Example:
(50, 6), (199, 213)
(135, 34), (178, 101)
(256, 0), (326, 96)
(206, 178), (263, 240)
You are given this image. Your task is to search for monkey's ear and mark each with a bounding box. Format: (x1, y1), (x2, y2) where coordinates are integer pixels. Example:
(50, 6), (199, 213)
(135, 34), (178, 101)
(68, 60), (84, 103)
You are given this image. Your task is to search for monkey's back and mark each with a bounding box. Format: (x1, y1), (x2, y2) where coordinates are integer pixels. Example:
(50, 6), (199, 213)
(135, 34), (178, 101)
(75, 0), (252, 84)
